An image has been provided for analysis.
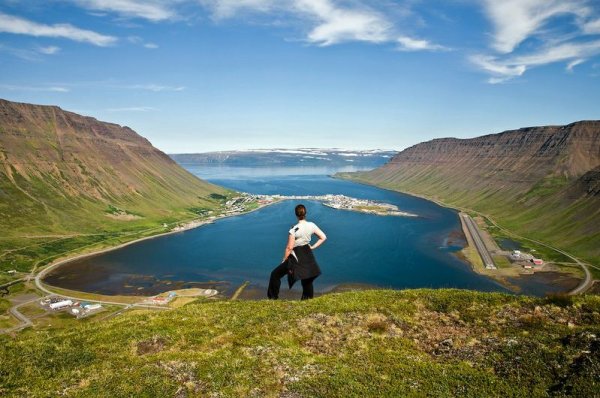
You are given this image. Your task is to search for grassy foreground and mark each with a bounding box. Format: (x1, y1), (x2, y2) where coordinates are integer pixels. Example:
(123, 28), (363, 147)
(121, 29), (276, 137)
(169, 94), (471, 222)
(1, 289), (599, 397)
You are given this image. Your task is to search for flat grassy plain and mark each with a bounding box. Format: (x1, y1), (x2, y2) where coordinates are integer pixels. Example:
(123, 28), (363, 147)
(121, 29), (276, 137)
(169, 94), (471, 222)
(1, 289), (599, 397)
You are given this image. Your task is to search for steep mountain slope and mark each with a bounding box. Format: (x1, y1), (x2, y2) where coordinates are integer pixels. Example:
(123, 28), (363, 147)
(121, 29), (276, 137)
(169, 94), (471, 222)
(0, 99), (227, 277)
(343, 121), (600, 263)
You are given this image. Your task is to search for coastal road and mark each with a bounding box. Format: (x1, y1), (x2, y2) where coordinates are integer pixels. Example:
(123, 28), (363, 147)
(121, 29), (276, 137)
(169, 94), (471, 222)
(35, 270), (177, 311)
(475, 213), (594, 295)
(461, 214), (496, 270)
(2, 295), (47, 333)
(34, 273), (173, 310)
(415, 191), (595, 294)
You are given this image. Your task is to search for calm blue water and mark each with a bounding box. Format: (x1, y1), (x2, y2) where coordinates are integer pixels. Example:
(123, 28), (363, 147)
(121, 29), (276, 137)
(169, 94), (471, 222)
(45, 166), (510, 296)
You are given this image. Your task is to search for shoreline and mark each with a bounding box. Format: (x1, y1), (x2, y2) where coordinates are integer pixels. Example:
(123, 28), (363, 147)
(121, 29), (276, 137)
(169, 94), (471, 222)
(37, 192), (412, 299)
(34, 178), (590, 301)
(34, 199), (281, 303)
(334, 174), (591, 295)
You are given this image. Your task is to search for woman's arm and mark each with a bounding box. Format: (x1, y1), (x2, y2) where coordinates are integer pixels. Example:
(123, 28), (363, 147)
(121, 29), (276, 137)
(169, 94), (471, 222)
(310, 226), (327, 250)
(282, 233), (295, 262)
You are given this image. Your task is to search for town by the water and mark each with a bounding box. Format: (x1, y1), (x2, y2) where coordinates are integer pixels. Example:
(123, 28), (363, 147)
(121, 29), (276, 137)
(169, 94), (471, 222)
(232, 193), (417, 217)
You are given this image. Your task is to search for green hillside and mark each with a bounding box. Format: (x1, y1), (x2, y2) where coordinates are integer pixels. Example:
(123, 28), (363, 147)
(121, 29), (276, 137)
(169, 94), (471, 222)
(341, 122), (600, 265)
(0, 99), (229, 284)
(1, 289), (599, 397)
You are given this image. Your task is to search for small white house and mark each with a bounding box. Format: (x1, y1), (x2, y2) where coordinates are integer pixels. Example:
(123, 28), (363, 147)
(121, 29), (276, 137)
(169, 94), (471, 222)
(50, 300), (73, 310)
(83, 303), (102, 311)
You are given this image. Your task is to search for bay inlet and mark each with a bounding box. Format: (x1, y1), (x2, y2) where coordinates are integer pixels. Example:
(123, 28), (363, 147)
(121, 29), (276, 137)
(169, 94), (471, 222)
(44, 165), (516, 296)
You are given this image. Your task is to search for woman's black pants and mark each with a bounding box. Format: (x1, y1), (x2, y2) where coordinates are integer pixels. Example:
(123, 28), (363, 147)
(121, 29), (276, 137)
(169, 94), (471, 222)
(267, 262), (317, 300)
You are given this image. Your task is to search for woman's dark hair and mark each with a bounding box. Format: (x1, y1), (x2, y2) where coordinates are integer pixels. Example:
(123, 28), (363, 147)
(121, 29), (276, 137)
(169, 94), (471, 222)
(295, 204), (306, 220)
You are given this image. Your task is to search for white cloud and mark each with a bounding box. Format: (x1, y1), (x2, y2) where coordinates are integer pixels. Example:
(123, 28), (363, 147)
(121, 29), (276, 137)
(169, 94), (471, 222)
(0, 84), (70, 92)
(482, 0), (591, 54)
(511, 40), (600, 67)
(0, 43), (40, 61)
(472, 40), (600, 83)
(566, 59), (585, 72)
(583, 18), (600, 34)
(397, 36), (447, 52)
(127, 36), (158, 48)
(470, 54), (526, 84)
(71, 0), (176, 21)
(294, 0), (391, 46)
(475, 0), (600, 82)
(200, 0), (445, 50)
(0, 12), (117, 46)
(106, 106), (157, 112)
(199, 0), (275, 19)
(125, 84), (185, 91)
(38, 45), (60, 55)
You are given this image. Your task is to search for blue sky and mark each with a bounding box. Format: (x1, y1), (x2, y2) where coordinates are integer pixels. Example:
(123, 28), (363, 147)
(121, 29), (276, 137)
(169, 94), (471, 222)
(1, 0), (600, 153)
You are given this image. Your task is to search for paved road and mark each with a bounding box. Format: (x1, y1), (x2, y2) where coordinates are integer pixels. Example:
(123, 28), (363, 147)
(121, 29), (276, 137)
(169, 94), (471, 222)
(461, 214), (496, 269)
(2, 295), (47, 333)
(444, 200), (594, 295)
(391, 191), (595, 294)
(477, 214), (594, 295)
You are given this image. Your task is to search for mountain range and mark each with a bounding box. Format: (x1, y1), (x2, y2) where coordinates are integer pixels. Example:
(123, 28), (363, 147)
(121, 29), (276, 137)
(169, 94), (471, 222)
(343, 121), (600, 264)
(170, 149), (396, 168)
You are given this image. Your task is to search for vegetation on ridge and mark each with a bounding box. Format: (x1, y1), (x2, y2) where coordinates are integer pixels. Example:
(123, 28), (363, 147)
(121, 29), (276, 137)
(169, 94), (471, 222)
(1, 289), (599, 397)
(341, 121), (600, 265)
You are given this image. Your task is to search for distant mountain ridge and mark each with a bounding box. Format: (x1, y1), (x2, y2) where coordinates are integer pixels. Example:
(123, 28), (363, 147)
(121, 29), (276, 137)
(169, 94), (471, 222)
(171, 148), (396, 168)
(0, 98), (226, 278)
(344, 121), (600, 263)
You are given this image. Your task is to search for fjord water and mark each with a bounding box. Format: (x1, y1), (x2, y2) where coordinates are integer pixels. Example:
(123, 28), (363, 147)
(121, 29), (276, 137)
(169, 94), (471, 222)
(44, 165), (508, 296)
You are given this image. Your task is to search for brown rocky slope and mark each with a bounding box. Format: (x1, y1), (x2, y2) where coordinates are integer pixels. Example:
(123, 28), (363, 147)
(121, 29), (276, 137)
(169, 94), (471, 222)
(344, 121), (600, 263)
(0, 98), (226, 237)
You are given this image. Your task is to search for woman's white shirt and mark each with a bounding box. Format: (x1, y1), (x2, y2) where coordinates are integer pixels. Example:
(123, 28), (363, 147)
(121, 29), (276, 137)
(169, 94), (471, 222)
(289, 221), (322, 247)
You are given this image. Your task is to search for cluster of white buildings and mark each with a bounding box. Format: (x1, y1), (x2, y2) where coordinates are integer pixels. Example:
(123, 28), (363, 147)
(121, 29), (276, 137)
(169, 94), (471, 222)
(224, 195), (258, 215)
(511, 250), (544, 270)
(40, 297), (102, 317)
(253, 193), (416, 217)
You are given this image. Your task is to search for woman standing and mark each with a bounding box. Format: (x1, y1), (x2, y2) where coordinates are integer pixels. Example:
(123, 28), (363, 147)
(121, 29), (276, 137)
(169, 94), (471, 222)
(267, 204), (327, 300)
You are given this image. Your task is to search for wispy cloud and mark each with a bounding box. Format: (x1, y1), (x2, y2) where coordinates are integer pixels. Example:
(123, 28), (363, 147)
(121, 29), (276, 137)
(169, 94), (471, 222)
(294, 0), (391, 46)
(0, 84), (70, 92)
(397, 36), (447, 52)
(0, 12), (117, 46)
(482, 0), (591, 54)
(583, 18), (600, 34)
(124, 84), (185, 92)
(472, 39), (600, 83)
(127, 35), (158, 49)
(69, 0), (177, 22)
(19, 81), (185, 92)
(38, 45), (61, 55)
(566, 59), (585, 72)
(474, 0), (600, 83)
(199, 0), (445, 50)
(0, 43), (40, 61)
(106, 106), (157, 112)
(199, 0), (275, 20)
